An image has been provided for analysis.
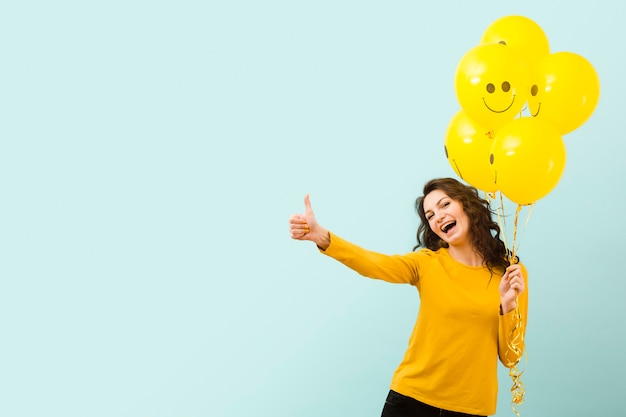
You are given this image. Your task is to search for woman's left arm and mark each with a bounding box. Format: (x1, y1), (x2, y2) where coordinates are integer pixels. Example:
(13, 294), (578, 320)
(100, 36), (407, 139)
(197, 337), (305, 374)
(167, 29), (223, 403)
(497, 263), (529, 367)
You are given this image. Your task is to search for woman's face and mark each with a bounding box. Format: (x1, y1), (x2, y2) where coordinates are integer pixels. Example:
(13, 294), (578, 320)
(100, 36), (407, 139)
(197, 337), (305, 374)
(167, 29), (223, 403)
(423, 189), (471, 247)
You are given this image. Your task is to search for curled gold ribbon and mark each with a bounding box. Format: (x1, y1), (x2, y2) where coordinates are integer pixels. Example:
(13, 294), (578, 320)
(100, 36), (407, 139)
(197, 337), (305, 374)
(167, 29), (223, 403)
(506, 295), (526, 417)
(506, 204), (529, 417)
(491, 196), (533, 416)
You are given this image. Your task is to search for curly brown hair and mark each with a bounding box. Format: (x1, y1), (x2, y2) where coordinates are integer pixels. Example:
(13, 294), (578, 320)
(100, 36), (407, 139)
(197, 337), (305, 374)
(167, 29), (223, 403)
(414, 178), (513, 273)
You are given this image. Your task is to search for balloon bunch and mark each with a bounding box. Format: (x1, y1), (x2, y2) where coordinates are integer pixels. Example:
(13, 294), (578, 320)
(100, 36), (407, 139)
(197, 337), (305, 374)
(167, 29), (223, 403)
(444, 15), (600, 416)
(445, 15), (600, 206)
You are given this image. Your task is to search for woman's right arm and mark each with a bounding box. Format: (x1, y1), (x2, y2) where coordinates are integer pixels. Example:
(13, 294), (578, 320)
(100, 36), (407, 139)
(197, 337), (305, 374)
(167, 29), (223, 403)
(289, 195), (419, 285)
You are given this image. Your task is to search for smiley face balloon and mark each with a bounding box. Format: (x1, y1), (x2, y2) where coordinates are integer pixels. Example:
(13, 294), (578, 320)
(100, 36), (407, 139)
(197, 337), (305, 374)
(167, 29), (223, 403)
(480, 15), (550, 68)
(444, 110), (498, 192)
(455, 42), (530, 132)
(528, 51), (600, 134)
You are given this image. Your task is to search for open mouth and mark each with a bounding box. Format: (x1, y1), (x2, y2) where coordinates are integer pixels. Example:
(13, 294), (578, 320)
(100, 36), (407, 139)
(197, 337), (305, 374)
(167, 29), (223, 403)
(441, 221), (457, 234)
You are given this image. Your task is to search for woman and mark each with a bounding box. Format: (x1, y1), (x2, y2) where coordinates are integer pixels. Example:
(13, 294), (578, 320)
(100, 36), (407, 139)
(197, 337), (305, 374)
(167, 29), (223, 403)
(289, 178), (528, 417)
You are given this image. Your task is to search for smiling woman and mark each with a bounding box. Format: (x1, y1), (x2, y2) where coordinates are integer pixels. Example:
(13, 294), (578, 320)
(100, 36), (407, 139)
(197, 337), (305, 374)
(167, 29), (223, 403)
(288, 177), (528, 417)
(423, 190), (473, 257)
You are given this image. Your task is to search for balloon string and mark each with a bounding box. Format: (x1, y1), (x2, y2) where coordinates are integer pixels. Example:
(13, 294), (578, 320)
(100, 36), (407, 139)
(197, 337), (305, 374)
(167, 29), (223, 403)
(510, 204), (522, 262)
(507, 204), (526, 417)
(489, 196), (530, 415)
(525, 203), (534, 228)
(507, 300), (526, 417)
(495, 191), (508, 252)
(508, 350), (527, 417)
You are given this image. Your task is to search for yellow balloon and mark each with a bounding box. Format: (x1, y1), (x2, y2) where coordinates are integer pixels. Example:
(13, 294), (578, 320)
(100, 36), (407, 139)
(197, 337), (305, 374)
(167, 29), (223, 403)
(490, 117), (566, 205)
(444, 110), (498, 192)
(455, 43), (530, 132)
(528, 52), (600, 134)
(481, 15), (550, 67)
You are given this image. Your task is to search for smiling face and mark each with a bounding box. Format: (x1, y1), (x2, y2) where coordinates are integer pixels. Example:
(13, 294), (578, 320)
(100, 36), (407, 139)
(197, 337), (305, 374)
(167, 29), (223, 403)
(423, 189), (471, 247)
(455, 43), (529, 131)
(482, 80), (516, 113)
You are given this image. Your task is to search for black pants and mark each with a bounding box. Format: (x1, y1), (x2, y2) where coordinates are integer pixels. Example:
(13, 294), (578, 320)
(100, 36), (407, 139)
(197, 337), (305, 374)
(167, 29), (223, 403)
(381, 390), (487, 417)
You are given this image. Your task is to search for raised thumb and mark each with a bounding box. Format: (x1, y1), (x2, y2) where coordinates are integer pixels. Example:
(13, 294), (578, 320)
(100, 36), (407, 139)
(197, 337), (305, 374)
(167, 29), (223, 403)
(304, 194), (314, 214)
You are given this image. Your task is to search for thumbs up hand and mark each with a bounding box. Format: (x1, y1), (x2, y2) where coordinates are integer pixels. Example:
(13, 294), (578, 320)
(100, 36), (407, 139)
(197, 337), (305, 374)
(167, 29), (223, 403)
(289, 194), (330, 250)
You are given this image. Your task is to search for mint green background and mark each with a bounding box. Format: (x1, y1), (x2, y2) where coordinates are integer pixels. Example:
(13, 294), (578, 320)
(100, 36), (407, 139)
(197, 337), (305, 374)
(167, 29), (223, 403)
(1, 1), (623, 416)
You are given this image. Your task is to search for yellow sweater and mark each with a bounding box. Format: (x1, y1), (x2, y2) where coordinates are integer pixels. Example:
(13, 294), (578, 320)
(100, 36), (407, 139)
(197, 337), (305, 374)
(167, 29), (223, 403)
(321, 232), (528, 416)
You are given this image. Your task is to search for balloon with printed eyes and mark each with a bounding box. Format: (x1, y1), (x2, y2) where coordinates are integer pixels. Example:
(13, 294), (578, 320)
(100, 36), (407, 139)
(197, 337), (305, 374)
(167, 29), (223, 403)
(490, 117), (566, 205)
(480, 15), (550, 68)
(455, 43), (530, 132)
(444, 110), (498, 193)
(528, 51), (600, 134)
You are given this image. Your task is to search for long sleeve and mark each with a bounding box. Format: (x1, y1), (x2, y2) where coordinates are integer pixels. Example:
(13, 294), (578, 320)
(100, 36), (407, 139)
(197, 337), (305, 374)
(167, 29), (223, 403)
(319, 232), (525, 415)
(498, 264), (529, 367)
(320, 231), (424, 286)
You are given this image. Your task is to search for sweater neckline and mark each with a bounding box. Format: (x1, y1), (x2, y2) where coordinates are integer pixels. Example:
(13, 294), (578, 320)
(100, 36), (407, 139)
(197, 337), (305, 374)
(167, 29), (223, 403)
(440, 247), (486, 270)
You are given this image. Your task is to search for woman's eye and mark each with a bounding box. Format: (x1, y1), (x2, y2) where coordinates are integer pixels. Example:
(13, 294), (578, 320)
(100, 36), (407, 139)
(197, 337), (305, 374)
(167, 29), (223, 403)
(442, 201), (450, 208)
